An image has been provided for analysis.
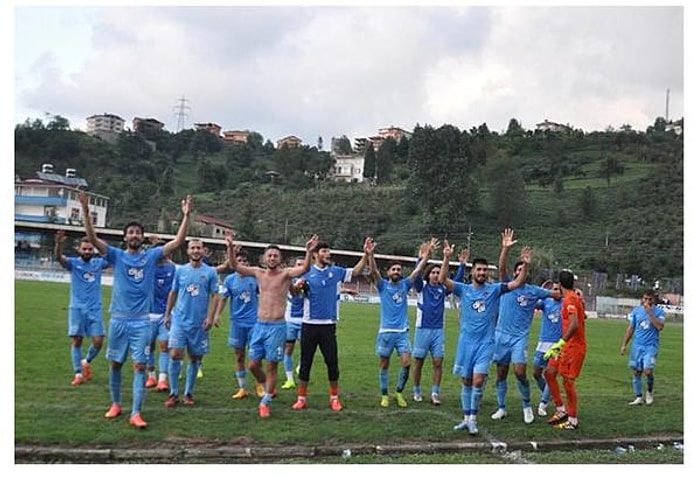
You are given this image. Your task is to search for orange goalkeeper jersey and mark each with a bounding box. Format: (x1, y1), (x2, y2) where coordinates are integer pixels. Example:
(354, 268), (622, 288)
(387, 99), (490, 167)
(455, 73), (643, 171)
(561, 291), (586, 348)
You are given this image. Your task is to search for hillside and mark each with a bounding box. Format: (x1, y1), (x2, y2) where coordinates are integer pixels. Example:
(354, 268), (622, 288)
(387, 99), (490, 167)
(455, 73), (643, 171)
(14, 116), (683, 290)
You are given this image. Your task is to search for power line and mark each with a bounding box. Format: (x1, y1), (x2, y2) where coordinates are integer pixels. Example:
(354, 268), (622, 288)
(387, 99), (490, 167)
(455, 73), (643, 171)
(172, 95), (190, 132)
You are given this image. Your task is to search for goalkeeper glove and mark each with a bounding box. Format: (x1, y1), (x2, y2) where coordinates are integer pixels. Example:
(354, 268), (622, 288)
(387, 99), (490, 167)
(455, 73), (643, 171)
(543, 338), (566, 360)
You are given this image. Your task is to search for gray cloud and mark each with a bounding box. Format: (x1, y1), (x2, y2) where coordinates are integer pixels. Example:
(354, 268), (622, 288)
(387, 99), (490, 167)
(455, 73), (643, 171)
(15, 5), (684, 144)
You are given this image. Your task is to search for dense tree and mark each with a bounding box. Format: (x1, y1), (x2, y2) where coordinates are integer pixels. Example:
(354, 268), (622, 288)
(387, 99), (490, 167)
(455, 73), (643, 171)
(484, 152), (528, 227)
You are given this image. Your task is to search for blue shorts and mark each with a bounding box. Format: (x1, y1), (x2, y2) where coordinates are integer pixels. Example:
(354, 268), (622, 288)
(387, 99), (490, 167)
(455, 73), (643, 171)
(628, 344), (659, 371)
(532, 349), (548, 369)
(149, 313), (169, 344)
(248, 321), (286, 362)
(452, 336), (494, 378)
(412, 328), (444, 359)
(68, 307), (105, 338)
(375, 331), (411, 358)
(228, 324), (255, 350)
(286, 321), (302, 342)
(105, 317), (151, 364)
(168, 321), (211, 357)
(492, 331), (529, 365)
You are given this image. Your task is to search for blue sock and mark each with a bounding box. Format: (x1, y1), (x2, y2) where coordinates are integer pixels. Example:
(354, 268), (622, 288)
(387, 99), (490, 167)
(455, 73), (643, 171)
(132, 370), (146, 416)
(516, 376), (531, 408)
(413, 384), (421, 396)
(496, 378), (507, 410)
(432, 384), (440, 395)
(71, 345), (82, 373)
(471, 385), (484, 416)
(396, 366), (410, 393)
(460, 384), (473, 416)
(85, 344), (100, 363)
(185, 359), (200, 395)
(534, 374), (547, 394)
(284, 353), (293, 373)
(169, 359), (182, 396)
(158, 351), (169, 376)
(236, 369), (247, 388)
(541, 384), (551, 405)
(646, 374), (654, 393)
(108, 368), (122, 404)
(379, 368), (388, 395)
(261, 393), (272, 406)
(632, 373), (642, 397)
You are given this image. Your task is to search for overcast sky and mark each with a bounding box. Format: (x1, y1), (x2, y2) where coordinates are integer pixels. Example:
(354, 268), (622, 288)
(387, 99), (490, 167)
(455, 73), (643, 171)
(11, 2), (686, 147)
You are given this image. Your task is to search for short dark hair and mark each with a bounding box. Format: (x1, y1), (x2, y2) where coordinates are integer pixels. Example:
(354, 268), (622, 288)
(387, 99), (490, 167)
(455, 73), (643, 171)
(472, 257), (489, 267)
(264, 244), (281, 254)
(237, 249), (249, 261)
(123, 221), (144, 236)
(559, 270), (575, 289)
(313, 242), (331, 253)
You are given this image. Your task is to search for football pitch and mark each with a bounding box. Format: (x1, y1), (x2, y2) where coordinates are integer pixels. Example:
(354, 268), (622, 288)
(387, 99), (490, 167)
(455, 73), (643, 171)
(14, 280), (684, 464)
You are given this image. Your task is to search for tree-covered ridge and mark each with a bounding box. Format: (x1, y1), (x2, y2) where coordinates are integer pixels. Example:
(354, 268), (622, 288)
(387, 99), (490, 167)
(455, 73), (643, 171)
(14, 116), (683, 281)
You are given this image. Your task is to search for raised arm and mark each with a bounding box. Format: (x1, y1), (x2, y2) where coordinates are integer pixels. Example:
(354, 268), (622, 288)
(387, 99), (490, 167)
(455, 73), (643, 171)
(408, 237), (438, 283)
(505, 245), (531, 291)
(453, 247), (469, 282)
(366, 238), (380, 285)
(163, 195), (193, 257)
(78, 192), (108, 255)
(54, 230), (69, 268)
(287, 234), (319, 278)
(438, 239), (455, 292)
(227, 236), (258, 278)
(350, 236), (373, 278)
(498, 228), (517, 281)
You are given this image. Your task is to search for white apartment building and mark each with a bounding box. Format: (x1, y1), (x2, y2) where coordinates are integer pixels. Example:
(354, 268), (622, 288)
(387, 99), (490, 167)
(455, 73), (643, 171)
(15, 165), (109, 227)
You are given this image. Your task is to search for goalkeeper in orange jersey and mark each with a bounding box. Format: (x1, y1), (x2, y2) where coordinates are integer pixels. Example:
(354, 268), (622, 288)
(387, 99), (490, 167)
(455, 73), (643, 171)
(543, 269), (587, 430)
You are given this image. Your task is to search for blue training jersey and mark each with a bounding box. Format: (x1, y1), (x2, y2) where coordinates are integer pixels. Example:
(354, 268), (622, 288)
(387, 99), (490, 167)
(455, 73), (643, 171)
(376, 277), (413, 332)
(413, 261), (465, 330)
(496, 284), (552, 337)
(152, 261), (176, 315)
(286, 276), (305, 321)
(302, 264), (353, 324)
(415, 282), (447, 329)
(219, 272), (258, 328)
(452, 281), (509, 343)
(535, 297), (563, 343)
(627, 304), (665, 349)
(106, 245), (164, 319)
(171, 262), (219, 329)
(63, 256), (110, 309)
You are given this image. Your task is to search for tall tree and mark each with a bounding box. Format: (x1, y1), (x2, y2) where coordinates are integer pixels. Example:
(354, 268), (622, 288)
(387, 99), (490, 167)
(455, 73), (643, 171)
(484, 152), (528, 227)
(363, 146), (377, 181)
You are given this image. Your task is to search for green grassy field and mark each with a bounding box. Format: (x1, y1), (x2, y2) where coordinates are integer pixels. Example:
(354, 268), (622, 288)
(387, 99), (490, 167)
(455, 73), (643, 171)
(14, 280), (684, 463)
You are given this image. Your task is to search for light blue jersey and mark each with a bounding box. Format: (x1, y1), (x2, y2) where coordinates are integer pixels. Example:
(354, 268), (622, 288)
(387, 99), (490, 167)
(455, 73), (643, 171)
(535, 297), (563, 344)
(496, 284), (552, 337)
(376, 277), (413, 332)
(170, 263), (219, 329)
(106, 245), (164, 319)
(151, 261), (176, 315)
(63, 256), (110, 309)
(219, 273), (258, 328)
(627, 304), (666, 349)
(452, 281), (509, 343)
(302, 264), (353, 324)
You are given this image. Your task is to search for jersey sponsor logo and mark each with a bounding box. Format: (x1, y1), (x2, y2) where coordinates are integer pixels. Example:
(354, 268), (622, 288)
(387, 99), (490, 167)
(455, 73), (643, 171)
(186, 284), (201, 296)
(471, 299), (486, 313)
(127, 267), (144, 280)
(82, 271), (96, 283)
(238, 291), (251, 303)
(391, 291), (404, 304)
(517, 295), (528, 307)
(547, 313), (560, 323)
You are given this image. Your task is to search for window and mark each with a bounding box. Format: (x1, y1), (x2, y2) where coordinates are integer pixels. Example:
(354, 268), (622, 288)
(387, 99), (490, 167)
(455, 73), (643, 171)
(70, 208), (80, 220)
(91, 212), (98, 225)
